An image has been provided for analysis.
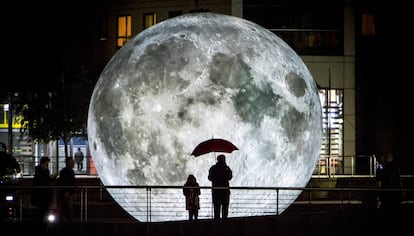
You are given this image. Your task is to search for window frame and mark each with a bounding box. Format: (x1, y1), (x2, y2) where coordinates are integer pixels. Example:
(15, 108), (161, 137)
(116, 15), (132, 48)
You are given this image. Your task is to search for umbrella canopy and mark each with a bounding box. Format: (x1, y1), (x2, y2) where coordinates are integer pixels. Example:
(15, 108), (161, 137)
(191, 138), (238, 157)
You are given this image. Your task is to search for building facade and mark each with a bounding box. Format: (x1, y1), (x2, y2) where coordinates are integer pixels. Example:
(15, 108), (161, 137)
(1, 0), (365, 176)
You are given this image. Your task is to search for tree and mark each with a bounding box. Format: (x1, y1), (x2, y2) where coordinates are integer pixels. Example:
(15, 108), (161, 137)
(13, 66), (95, 158)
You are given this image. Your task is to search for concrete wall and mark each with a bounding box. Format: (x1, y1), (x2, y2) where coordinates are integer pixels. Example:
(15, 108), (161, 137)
(301, 1), (356, 174)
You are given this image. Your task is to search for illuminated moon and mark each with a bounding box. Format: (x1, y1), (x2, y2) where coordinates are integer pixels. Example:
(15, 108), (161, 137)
(87, 12), (322, 222)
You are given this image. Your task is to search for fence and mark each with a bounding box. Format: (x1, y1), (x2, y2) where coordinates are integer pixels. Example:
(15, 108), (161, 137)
(1, 184), (413, 223)
(314, 154), (378, 177)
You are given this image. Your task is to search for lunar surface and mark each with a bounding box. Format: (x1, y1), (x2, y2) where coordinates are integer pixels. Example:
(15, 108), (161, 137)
(87, 12), (322, 222)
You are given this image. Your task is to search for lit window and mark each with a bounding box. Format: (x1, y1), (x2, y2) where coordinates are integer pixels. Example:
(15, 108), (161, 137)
(318, 89), (344, 175)
(117, 15), (132, 48)
(0, 104), (7, 128)
(144, 13), (157, 29)
(0, 104), (27, 129)
(362, 14), (375, 36)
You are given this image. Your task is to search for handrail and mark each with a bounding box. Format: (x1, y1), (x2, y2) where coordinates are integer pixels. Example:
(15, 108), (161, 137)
(1, 184), (413, 223)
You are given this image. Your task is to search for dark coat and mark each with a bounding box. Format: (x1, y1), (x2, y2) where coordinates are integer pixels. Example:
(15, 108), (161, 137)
(31, 165), (53, 207)
(208, 162), (233, 196)
(183, 181), (201, 211)
(376, 160), (403, 208)
(57, 167), (76, 197)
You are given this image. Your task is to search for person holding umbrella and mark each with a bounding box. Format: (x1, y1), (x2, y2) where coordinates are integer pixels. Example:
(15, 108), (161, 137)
(208, 154), (233, 219)
(191, 138), (238, 219)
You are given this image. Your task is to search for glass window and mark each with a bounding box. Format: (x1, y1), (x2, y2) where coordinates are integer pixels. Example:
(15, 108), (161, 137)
(362, 14), (375, 36)
(317, 89), (344, 175)
(117, 15), (132, 48)
(144, 13), (157, 29)
(0, 104), (7, 128)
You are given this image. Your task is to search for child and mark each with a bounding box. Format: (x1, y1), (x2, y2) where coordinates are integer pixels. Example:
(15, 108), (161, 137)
(183, 174), (201, 221)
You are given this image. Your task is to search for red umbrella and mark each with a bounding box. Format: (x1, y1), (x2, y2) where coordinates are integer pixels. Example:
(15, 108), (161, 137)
(191, 138), (239, 157)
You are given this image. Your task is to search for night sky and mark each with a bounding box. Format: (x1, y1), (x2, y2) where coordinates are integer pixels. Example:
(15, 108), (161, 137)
(2, 1), (100, 91)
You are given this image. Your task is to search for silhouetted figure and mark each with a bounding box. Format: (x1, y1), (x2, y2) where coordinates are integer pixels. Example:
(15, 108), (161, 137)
(376, 152), (403, 235)
(183, 174), (201, 221)
(56, 157), (76, 223)
(0, 144), (21, 221)
(208, 154), (232, 219)
(0, 142), (21, 177)
(74, 147), (84, 172)
(31, 156), (57, 223)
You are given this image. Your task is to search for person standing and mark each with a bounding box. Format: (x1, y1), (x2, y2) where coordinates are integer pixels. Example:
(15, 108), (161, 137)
(376, 152), (403, 210)
(208, 154), (233, 219)
(183, 174), (201, 221)
(74, 147), (84, 172)
(376, 152), (403, 235)
(56, 157), (76, 223)
(31, 156), (57, 223)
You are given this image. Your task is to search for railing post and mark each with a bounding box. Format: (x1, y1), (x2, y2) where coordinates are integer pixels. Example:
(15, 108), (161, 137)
(19, 194), (23, 222)
(84, 187), (88, 222)
(276, 188), (279, 215)
(146, 187), (151, 222)
(326, 156), (329, 178)
(372, 155), (377, 177)
(351, 155), (354, 176)
(80, 187), (84, 223)
(369, 155), (373, 176)
(319, 157), (323, 177)
(80, 186), (88, 223)
(309, 187), (312, 203)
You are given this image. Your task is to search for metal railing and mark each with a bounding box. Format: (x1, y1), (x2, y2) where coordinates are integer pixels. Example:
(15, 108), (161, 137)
(313, 154), (378, 177)
(1, 184), (413, 223)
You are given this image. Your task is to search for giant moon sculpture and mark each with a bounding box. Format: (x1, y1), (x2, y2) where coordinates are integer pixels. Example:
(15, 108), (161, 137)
(87, 12), (322, 222)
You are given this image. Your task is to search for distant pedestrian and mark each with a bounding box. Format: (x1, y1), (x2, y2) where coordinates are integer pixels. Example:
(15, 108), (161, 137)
(376, 152), (403, 235)
(376, 152), (403, 211)
(56, 157), (76, 223)
(183, 174), (201, 221)
(208, 154), (233, 219)
(74, 147), (84, 172)
(31, 156), (57, 223)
